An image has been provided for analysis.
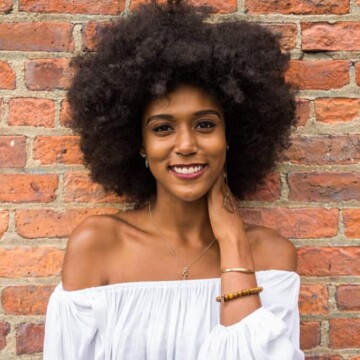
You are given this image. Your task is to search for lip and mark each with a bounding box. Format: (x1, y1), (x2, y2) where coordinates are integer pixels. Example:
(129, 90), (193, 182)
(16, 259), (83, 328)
(169, 164), (208, 180)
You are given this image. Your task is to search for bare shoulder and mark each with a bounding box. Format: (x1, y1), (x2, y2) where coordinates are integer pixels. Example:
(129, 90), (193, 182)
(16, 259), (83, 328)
(62, 214), (121, 290)
(245, 224), (297, 272)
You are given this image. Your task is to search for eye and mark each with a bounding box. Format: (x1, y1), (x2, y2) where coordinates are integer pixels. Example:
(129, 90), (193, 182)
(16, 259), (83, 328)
(153, 123), (173, 133)
(195, 120), (216, 130)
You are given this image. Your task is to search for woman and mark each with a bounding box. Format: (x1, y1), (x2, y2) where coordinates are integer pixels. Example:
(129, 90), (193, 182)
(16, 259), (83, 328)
(44, 1), (304, 359)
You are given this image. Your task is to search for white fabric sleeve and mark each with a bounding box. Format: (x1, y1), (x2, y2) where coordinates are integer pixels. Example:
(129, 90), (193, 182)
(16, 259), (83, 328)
(43, 285), (100, 360)
(198, 273), (304, 360)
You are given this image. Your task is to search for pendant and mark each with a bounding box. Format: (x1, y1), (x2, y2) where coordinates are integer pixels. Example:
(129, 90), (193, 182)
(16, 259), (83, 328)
(182, 267), (189, 280)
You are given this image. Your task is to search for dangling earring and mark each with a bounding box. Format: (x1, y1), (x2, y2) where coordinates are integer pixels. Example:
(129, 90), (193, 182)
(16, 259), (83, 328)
(223, 163), (235, 213)
(140, 153), (148, 168)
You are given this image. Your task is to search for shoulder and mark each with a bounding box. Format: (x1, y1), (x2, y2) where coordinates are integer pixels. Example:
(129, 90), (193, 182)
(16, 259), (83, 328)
(61, 214), (122, 290)
(245, 224), (297, 272)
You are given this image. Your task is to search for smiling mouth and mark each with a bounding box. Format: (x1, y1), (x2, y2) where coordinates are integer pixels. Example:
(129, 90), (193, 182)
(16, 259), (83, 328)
(170, 164), (206, 175)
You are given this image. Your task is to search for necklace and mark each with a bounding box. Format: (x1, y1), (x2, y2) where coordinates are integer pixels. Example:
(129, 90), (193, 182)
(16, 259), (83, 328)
(148, 202), (216, 280)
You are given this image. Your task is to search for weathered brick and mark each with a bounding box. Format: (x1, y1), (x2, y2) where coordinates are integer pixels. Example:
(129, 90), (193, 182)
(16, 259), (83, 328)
(2, 285), (54, 315)
(0, 136), (26, 168)
(0, 61), (16, 89)
(0, 0), (12, 14)
(83, 21), (109, 51)
(0, 247), (64, 278)
(33, 136), (82, 164)
(295, 98), (311, 126)
(20, 0), (125, 15)
(9, 98), (55, 127)
(315, 98), (360, 123)
(305, 357), (342, 360)
(329, 318), (360, 348)
(266, 24), (297, 51)
(242, 173), (280, 202)
(0, 211), (9, 239)
(0, 174), (57, 203)
(355, 62), (360, 86)
(298, 247), (360, 276)
(343, 209), (360, 239)
(239, 208), (338, 238)
(0, 322), (10, 350)
(299, 284), (329, 315)
(288, 172), (360, 202)
(131, 0), (237, 13)
(336, 285), (360, 311)
(64, 172), (120, 203)
(286, 60), (350, 90)
(283, 135), (360, 165)
(302, 22), (360, 51)
(16, 323), (44, 355)
(245, 0), (349, 15)
(25, 58), (71, 90)
(0, 22), (73, 51)
(60, 99), (71, 127)
(15, 208), (118, 238)
(300, 321), (321, 350)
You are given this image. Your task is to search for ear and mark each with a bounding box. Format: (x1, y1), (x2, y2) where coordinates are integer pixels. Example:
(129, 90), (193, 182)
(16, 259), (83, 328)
(140, 144), (146, 155)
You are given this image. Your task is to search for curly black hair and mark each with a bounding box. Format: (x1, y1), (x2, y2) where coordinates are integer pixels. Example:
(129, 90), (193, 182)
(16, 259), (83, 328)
(67, 0), (296, 206)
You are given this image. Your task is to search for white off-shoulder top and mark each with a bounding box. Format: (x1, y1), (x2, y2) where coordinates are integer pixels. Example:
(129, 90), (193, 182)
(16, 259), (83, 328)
(43, 270), (304, 360)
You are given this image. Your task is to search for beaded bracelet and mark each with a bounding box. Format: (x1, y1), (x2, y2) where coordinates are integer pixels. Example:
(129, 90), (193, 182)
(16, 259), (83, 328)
(216, 286), (263, 303)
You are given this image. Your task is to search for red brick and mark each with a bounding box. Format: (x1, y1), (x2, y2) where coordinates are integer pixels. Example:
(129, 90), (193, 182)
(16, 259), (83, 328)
(329, 318), (360, 348)
(0, 322), (10, 350)
(300, 321), (321, 350)
(20, 0), (125, 15)
(315, 98), (360, 123)
(9, 98), (55, 127)
(288, 172), (360, 202)
(60, 99), (71, 127)
(245, 0), (349, 15)
(305, 357), (342, 360)
(299, 284), (328, 315)
(239, 208), (338, 239)
(0, 61), (16, 89)
(83, 21), (109, 51)
(15, 208), (118, 238)
(336, 285), (360, 311)
(0, 174), (57, 203)
(242, 173), (280, 202)
(286, 60), (350, 90)
(33, 136), (82, 164)
(64, 172), (120, 203)
(302, 22), (360, 51)
(0, 247), (64, 278)
(265, 24), (297, 51)
(130, 0), (237, 13)
(295, 98), (311, 126)
(2, 285), (54, 315)
(0, 22), (73, 52)
(283, 135), (360, 165)
(16, 323), (44, 355)
(343, 209), (360, 239)
(25, 58), (71, 90)
(0, 0), (12, 14)
(0, 211), (9, 239)
(298, 247), (360, 276)
(355, 62), (360, 86)
(0, 136), (26, 168)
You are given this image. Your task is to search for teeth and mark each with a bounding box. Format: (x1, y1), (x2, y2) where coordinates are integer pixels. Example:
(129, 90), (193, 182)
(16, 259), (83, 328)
(172, 165), (204, 174)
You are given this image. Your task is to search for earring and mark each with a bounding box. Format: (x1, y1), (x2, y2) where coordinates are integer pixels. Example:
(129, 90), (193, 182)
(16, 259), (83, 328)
(140, 153), (148, 168)
(223, 163), (235, 213)
(226, 145), (230, 151)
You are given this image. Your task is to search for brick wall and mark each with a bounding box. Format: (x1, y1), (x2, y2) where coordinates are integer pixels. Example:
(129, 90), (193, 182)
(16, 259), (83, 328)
(0, 0), (359, 358)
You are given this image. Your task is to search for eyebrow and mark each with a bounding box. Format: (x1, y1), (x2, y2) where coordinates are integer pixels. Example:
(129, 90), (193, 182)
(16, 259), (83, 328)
(146, 109), (222, 125)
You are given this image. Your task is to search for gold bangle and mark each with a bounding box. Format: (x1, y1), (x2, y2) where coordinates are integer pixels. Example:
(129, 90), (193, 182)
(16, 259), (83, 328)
(216, 286), (263, 303)
(221, 267), (255, 274)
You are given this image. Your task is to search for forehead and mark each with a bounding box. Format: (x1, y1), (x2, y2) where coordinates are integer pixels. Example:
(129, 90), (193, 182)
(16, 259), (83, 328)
(143, 85), (223, 119)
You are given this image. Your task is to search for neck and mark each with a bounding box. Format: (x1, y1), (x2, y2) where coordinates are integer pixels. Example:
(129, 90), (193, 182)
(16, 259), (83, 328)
(149, 192), (213, 247)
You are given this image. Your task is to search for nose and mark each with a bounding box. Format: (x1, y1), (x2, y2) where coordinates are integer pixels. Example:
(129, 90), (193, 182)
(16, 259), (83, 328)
(174, 126), (197, 156)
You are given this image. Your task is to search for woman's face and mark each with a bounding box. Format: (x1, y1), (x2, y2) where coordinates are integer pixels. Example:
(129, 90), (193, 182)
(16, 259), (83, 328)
(142, 85), (227, 202)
